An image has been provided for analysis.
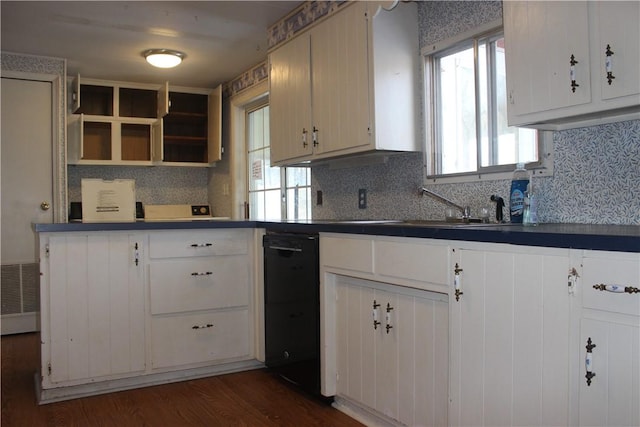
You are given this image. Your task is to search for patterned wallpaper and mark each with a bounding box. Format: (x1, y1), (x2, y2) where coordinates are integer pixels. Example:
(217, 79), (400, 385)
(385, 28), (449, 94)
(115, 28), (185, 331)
(311, 1), (640, 225)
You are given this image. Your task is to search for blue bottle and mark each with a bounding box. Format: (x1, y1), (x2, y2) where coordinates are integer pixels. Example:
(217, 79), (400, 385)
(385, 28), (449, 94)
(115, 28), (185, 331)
(509, 163), (529, 223)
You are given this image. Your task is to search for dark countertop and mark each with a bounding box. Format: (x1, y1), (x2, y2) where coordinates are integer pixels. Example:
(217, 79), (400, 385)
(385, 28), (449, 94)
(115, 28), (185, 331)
(34, 220), (640, 253)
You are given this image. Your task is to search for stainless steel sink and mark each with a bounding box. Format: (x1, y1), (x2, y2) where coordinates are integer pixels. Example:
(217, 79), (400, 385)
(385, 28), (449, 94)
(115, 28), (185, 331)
(396, 219), (515, 227)
(325, 219), (403, 224)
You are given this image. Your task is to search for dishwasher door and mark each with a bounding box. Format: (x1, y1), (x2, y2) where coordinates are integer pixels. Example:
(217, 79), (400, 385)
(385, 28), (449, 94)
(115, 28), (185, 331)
(263, 232), (320, 396)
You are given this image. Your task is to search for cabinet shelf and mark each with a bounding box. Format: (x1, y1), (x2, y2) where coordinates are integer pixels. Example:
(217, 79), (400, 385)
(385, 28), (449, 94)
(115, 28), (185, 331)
(68, 77), (221, 166)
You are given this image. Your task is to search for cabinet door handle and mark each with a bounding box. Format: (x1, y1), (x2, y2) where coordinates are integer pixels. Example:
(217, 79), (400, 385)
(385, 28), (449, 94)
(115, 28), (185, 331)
(192, 323), (213, 330)
(569, 54), (580, 93)
(134, 242), (140, 266)
(312, 126), (319, 147)
(302, 128), (308, 147)
(190, 243), (213, 248)
(191, 271), (213, 276)
(605, 44), (615, 85)
(593, 284), (639, 294)
(454, 263), (464, 301)
(585, 337), (596, 386)
(385, 303), (394, 334)
(372, 300), (381, 330)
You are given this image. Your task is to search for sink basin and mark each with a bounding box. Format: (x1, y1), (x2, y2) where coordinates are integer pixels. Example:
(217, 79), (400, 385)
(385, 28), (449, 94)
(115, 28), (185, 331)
(397, 219), (514, 227)
(328, 219), (403, 224)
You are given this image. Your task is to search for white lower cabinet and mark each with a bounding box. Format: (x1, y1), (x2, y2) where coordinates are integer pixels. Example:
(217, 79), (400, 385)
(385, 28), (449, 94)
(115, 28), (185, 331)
(576, 251), (640, 427)
(40, 232), (146, 387)
(335, 276), (449, 426)
(151, 309), (250, 369)
(449, 244), (572, 427)
(37, 228), (257, 403)
(147, 229), (254, 371)
(321, 234), (449, 426)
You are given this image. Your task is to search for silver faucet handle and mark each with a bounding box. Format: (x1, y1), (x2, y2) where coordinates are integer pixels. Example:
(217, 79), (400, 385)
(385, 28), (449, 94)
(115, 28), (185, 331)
(462, 206), (471, 218)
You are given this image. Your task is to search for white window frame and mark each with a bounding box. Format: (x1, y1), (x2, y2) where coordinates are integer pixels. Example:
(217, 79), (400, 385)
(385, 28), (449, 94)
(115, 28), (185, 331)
(422, 20), (553, 184)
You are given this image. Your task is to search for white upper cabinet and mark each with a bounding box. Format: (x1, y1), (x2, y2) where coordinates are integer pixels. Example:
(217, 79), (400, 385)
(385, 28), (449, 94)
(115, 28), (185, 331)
(68, 77), (221, 166)
(269, 1), (419, 165)
(504, 1), (640, 130)
(269, 33), (313, 162)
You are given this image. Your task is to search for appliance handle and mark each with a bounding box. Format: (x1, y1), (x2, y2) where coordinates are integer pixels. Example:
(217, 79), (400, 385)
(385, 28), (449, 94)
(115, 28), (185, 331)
(267, 245), (303, 252)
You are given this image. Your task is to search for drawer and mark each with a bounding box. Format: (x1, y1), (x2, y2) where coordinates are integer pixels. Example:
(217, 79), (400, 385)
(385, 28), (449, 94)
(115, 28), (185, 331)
(149, 229), (249, 259)
(150, 256), (249, 315)
(151, 309), (250, 369)
(582, 253), (640, 316)
(375, 239), (449, 285)
(321, 236), (373, 273)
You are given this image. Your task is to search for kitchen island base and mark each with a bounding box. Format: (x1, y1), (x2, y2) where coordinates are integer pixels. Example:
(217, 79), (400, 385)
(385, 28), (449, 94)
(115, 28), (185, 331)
(36, 360), (263, 405)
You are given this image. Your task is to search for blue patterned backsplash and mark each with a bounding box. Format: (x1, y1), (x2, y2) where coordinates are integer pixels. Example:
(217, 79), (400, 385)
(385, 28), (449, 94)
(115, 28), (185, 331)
(312, 120), (640, 225)
(67, 166), (209, 213)
(311, 1), (640, 225)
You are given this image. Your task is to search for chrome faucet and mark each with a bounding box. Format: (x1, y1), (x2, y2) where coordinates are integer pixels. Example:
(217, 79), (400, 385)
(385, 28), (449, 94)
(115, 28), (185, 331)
(419, 187), (471, 219)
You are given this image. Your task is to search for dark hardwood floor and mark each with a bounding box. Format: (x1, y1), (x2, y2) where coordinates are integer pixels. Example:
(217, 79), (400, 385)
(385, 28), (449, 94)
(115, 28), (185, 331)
(1, 333), (363, 427)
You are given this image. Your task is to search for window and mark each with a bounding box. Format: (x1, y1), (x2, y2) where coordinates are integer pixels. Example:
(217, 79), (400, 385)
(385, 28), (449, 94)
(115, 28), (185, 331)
(426, 29), (544, 178)
(247, 104), (311, 221)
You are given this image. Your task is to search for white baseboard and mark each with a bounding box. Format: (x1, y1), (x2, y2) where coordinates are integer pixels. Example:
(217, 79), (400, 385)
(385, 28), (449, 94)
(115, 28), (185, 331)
(332, 396), (402, 427)
(1, 312), (39, 335)
(37, 359), (264, 404)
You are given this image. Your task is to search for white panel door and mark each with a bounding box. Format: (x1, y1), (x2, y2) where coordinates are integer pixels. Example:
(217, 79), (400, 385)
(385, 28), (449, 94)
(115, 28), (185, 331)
(269, 33), (313, 163)
(504, 1), (591, 119)
(450, 245), (571, 427)
(46, 233), (145, 384)
(596, 1), (640, 101)
(579, 317), (640, 427)
(311, 2), (370, 156)
(335, 276), (448, 426)
(1, 77), (53, 264)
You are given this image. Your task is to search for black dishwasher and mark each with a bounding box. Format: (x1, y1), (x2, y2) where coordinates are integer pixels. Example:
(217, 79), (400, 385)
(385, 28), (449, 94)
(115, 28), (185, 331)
(263, 232), (321, 397)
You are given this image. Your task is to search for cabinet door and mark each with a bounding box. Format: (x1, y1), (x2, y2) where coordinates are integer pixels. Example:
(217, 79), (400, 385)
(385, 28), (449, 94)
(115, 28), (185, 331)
(207, 84), (222, 163)
(45, 233), (145, 384)
(335, 276), (448, 426)
(595, 1), (640, 101)
(579, 318), (640, 427)
(450, 246), (571, 427)
(311, 2), (370, 156)
(504, 1), (591, 121)
(269, 33), (313, 163)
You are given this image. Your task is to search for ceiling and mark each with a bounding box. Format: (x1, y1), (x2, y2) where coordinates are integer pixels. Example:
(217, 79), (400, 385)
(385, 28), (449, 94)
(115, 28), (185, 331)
(1, 1), (302, 88)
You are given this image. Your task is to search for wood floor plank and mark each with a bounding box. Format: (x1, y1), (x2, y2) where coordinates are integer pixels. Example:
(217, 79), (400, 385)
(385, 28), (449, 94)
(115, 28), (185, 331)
(1, 333), (363, 427)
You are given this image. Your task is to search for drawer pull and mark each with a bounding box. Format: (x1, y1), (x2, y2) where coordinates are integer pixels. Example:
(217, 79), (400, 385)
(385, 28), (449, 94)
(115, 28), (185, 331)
(191, 271), (213, 276)
(192, 323), (213, 330)
(190, 243), (213, 248)
(593, 284), (639, 294)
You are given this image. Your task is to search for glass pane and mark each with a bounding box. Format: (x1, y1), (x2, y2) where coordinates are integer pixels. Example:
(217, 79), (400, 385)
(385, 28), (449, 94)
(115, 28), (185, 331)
(437, 46), (477, 174)
(248, 108), (265, 151)
(249, 191), (264, 220)
(248, 149), (264, 191)
(263, 148), (281, 190)
(264, 189), (282, 221)
(286, 167), (310, 188)
(483, 37), (538, 167)
(287, 186), (311, 221)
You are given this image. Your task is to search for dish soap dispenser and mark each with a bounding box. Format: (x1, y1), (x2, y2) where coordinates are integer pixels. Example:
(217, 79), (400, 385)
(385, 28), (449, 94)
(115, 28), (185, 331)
(523, 172), (538, 226)
(509, 163), (529, 223)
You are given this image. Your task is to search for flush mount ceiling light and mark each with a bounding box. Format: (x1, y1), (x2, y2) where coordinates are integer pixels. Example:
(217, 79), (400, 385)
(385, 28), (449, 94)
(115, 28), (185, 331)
(143, 49), (186, 68)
